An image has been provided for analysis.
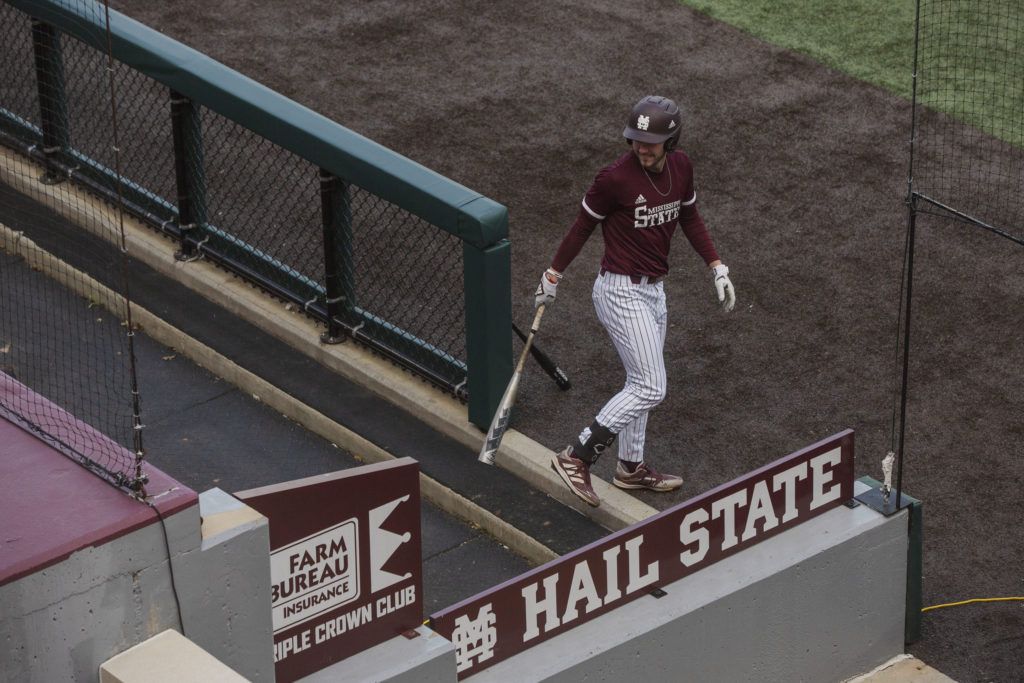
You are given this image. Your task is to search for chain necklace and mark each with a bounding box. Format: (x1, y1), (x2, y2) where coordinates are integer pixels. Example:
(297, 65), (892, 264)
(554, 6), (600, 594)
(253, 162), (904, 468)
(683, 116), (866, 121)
(642, 159), (673, 198)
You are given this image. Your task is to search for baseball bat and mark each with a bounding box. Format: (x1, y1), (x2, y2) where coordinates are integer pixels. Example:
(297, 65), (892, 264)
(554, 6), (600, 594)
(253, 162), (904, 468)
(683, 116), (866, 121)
(478, 305), (546, 465)
(513, 322), (571, 391)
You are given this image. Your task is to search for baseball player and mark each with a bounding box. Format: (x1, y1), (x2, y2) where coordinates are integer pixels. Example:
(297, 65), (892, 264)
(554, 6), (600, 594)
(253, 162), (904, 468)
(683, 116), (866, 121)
(536, 95), (735, 507)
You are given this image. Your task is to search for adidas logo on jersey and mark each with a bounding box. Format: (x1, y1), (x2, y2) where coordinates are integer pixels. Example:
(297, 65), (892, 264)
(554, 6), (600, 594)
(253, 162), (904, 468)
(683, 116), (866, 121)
(635, 194), (646, 205)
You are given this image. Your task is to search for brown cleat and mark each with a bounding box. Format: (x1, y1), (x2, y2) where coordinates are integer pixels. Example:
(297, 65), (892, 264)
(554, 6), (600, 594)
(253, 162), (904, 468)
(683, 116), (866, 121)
(551, 446), (600, 507)
(612, 461), (682, 491)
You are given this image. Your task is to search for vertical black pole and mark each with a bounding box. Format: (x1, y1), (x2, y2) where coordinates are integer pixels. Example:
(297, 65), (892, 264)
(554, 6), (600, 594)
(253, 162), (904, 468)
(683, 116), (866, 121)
(892, 0), (924, 509)
(170, 89), (206, 261)
(895, 203), (917, 507)
(31, 19), (70, 184)
(320, 168), (354, 343)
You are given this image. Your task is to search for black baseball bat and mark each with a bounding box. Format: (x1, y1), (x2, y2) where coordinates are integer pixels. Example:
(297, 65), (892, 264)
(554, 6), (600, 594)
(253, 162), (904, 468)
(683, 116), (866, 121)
(513, 321), (571, 391)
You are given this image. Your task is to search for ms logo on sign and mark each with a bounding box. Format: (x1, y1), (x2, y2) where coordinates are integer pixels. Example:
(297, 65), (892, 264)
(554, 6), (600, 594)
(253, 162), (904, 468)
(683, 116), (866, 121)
(451, 604), (498, 672)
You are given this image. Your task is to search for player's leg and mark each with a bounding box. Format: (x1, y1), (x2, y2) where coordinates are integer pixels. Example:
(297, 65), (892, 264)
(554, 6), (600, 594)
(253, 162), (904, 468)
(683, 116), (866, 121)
(596, 280), (681, 492)
(551, 273), (672, 505)
(593, 275), (667, 436)
(551, 271), (642, 506)
(612, 284), (667, 462)
(616, 412), (650, 463)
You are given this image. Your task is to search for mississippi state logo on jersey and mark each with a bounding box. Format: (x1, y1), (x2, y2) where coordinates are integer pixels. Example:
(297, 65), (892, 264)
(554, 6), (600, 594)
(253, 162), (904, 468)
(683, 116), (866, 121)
(633, 195), (681, 229)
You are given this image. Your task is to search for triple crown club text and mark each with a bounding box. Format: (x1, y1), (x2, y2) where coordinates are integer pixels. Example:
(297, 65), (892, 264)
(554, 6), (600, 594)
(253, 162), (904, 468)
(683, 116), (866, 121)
(274, 584), (416, 662)
(519, 447), (845, 642)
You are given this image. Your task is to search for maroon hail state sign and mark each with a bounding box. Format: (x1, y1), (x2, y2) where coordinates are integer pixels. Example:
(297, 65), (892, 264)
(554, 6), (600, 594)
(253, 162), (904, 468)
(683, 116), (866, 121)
(236, 458), (422, 683)
(429, 430), (855, 677)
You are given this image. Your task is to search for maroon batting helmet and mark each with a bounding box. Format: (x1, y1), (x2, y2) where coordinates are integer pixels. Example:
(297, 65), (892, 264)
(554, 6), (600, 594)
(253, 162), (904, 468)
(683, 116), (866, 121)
(623, 95), (681, 151)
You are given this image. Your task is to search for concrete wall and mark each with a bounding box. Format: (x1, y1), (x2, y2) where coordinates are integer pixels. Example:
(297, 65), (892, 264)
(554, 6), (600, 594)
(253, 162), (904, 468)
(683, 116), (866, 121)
(180, 488), (275, 680)
(1, 504), (198, 681)
(2, 465), (910, 683)
(1, 488), (274, 682)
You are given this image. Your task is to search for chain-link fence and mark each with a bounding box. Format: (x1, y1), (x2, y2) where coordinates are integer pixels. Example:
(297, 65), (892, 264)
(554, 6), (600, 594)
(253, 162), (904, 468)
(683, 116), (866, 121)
(1, 0), (512, 489)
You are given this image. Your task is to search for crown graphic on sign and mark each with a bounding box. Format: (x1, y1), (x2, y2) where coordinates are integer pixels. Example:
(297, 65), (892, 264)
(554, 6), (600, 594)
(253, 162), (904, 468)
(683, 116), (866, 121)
(370, 495), (413, 592)
(637, 114), (650, 130)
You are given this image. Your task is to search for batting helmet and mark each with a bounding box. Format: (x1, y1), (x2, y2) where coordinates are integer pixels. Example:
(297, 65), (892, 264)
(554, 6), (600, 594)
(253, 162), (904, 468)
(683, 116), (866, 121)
(623, 95), (681, 151)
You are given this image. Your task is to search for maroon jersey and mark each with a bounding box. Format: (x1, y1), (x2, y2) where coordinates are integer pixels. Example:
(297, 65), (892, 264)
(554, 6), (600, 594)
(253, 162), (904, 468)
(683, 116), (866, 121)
(551, 150), (719, 276)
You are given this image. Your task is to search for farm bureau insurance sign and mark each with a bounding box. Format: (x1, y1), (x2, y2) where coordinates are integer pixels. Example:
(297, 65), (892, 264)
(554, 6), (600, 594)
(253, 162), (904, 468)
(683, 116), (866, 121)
(236, 458), (422, 683)
(429, 431), (855, 677)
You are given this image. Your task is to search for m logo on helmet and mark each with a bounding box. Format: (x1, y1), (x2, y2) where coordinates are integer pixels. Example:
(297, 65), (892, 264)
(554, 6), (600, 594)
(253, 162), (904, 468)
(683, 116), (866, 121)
(637, 114), (650, 131)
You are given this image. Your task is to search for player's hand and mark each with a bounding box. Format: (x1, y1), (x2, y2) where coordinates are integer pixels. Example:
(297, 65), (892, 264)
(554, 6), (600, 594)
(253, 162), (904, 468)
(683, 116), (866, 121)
(535, 268), (561, 308)
(712, 264), (736, 312)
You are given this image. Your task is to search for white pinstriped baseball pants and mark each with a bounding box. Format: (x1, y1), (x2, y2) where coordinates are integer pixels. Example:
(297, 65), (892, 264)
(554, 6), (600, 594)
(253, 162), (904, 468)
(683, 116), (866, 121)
(584, 270), (668, 463)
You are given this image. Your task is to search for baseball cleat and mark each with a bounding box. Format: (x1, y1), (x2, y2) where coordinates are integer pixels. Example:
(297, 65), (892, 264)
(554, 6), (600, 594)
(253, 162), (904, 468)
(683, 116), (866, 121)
(551, 446), (600, 507)
(613, 461), (682, 491)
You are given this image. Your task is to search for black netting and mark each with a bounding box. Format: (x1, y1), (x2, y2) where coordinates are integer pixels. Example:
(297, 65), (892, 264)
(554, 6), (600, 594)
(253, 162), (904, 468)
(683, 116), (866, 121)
(2, 0), (480, 490)
(911, 1), (1024, 240)
(1, 1), (142, 489)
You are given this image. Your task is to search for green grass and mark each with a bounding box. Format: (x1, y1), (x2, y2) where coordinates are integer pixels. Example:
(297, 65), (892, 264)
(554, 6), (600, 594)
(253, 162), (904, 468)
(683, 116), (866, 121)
(679, 0), (1023, 147)
(914, 3), (1024, 147)
(679, 0), (916, 97)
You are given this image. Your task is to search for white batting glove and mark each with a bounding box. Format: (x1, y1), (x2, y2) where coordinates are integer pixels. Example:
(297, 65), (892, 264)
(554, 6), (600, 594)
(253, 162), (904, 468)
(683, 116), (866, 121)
(535, 268), (561, 308)
(712, 264), (736, 312)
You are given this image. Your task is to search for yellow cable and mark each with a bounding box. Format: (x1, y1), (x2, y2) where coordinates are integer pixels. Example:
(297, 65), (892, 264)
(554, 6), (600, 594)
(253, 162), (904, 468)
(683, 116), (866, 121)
(922, 597), (1024, 613)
